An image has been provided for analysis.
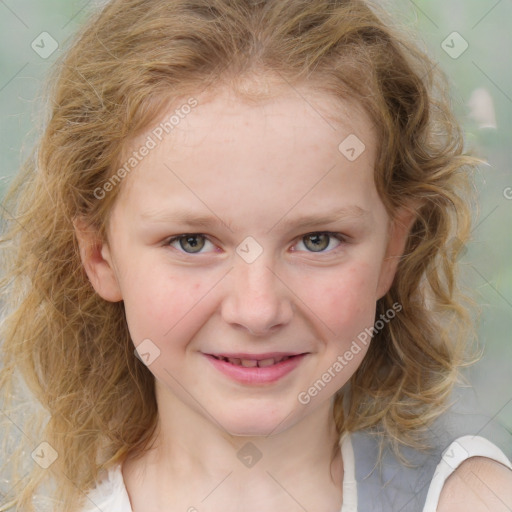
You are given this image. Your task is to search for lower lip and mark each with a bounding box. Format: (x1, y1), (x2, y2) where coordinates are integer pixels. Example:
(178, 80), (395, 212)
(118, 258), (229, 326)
(205, 354), (306, 384)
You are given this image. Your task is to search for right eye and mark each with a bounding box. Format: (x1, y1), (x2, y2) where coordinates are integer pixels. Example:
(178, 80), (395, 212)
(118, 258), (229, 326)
(166, 234), (216, 254)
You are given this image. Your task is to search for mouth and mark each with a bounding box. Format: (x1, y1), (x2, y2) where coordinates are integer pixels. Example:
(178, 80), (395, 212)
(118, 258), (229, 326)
(204, 352), (308, 384)
(209, 353), (301, 368)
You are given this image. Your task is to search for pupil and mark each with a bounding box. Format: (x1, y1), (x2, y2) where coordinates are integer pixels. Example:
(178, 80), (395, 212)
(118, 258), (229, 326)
(305, 233), (328, 252)
(181, 235), (204, 253)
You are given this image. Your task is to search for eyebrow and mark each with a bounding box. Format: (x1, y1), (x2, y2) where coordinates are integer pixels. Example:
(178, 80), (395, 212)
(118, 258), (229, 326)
(268, 205), (369, 233)
(140, 205), (370, 233)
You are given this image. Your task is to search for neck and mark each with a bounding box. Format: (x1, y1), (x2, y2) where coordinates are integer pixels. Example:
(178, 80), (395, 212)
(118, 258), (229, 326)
(122, 382), (344, 512)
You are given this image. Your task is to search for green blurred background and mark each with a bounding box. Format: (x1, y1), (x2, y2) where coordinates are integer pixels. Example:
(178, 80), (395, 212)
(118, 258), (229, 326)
(0, 0), (511, 433)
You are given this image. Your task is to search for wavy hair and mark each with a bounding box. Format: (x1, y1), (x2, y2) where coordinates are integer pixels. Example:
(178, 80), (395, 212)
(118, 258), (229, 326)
(0, 0), (478, 510)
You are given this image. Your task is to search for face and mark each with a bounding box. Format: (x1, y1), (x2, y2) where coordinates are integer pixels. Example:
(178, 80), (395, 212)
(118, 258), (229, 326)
(77, 85), (413, 436)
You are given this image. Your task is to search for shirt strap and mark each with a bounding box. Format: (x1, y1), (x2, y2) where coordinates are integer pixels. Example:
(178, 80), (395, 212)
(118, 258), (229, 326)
(340, 433), (358, 512)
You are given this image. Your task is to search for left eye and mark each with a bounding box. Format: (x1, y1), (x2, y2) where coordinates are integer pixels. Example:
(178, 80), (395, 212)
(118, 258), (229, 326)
(295, 232), (344, 253)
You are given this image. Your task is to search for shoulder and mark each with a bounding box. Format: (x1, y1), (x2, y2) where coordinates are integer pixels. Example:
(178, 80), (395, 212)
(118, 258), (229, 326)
(437, 456), (512, 512)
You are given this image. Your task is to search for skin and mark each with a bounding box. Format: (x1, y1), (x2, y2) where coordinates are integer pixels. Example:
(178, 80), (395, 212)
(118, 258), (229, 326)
(75, 83), (510, 512)
(438, 457), (512, 511)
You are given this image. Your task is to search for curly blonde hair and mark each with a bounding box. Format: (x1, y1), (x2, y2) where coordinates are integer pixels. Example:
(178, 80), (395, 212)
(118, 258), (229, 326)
(1, 0), (479, 510)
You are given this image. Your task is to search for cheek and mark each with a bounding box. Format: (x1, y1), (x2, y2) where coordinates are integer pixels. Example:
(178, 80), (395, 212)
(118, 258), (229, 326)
(304, 262), (380, 337)
(118, 264), (207, 345)
(298, 263), (381, 399)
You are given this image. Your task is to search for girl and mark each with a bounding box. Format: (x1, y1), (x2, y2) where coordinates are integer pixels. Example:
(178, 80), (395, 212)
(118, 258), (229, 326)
(1, 1), (511, 511)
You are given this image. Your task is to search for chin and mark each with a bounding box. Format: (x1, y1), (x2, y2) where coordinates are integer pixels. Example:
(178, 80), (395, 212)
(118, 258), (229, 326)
(218, 405), (299, 437)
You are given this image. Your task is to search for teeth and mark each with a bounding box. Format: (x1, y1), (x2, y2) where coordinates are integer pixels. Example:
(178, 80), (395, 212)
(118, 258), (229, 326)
(258, 358), (276, 367)
(240, 359), (258, 367)
(215, 355), (295, 366)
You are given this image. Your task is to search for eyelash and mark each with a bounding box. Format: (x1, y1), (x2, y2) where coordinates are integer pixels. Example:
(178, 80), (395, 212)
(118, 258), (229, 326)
(165, 232), (347, 255)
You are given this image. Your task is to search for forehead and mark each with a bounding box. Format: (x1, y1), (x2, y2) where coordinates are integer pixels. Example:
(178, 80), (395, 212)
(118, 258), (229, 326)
(123, 83), (375, 158)
(174, 83), (374, 145)
(112, 84), (379, 222)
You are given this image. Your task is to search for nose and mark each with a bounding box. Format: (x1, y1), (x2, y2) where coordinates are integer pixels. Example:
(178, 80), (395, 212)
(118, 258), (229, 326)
(220, 257), (294, 336)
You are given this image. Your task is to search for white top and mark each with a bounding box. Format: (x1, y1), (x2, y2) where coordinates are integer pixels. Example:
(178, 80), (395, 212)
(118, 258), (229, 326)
(81, 434), (512, 512)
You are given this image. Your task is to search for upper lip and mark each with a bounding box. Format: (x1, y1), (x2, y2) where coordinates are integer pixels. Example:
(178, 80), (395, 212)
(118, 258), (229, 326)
(206, 352), (306, 360)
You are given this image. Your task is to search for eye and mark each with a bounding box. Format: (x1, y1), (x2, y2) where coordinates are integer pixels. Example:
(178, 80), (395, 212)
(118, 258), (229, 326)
(167, 234), (215, 254)
(294, 232), (345, 253)
(165, 232), (346, 255)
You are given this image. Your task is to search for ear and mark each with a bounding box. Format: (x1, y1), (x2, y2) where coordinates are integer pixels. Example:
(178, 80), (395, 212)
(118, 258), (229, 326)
(73, 217), (123, 302)
(375, 205), (418, 300)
